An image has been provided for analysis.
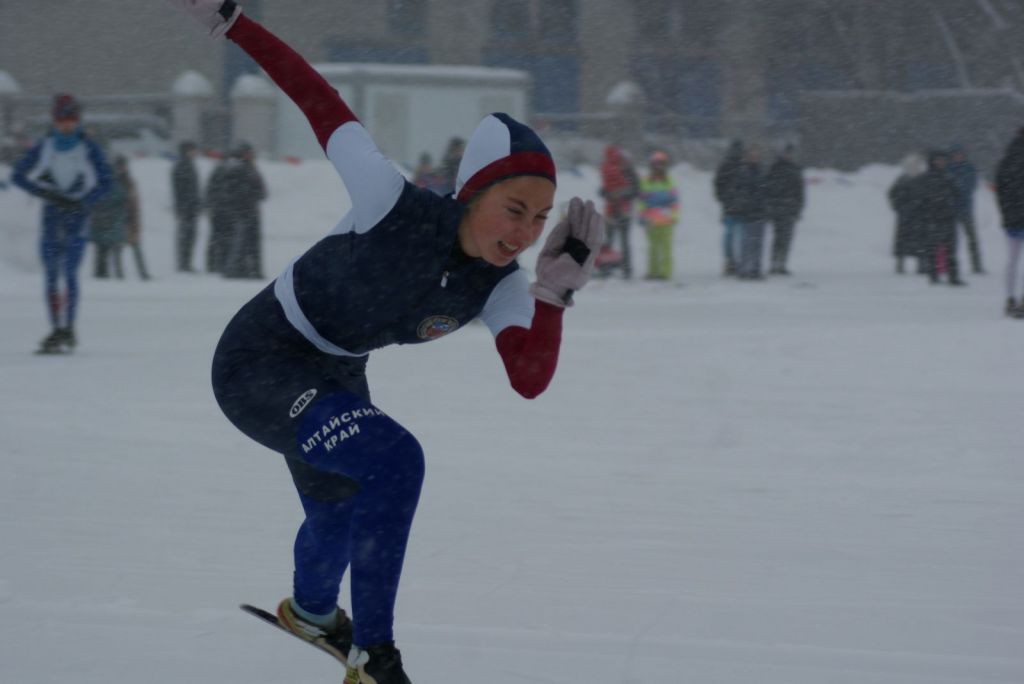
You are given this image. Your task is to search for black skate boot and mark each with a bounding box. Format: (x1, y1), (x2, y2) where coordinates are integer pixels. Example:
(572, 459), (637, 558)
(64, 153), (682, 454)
(57, 327), (77, 351)
(345, 642), (412, 684)
(36, 329), (64, 354)
(276, 598), (353, 662)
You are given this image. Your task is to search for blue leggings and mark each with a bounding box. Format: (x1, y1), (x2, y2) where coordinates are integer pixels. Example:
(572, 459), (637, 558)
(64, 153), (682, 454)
(40, 207), (88, 327)
(292, 395), (423, 645)
(212, 297), (424, 646)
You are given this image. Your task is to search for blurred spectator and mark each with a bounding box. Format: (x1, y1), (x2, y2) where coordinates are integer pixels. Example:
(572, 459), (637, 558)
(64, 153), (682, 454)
(118, 156), (150, 280)
(713, 140), (745, 276)
(995, 127), (1024, 318)
(764, 144), (805, 275)
(733, 144), (768, 280)
(220, 142), (267, 279)
(919, 150), (965, 286)
(599, 144), (639, 279)
(438, 136), (465, 197)
(89, 155), (129, 279)
(413, 152), (446, 195)
(171, 140), (202, 272)
(204, 153), (232, 273)
(636, 150), (679, 280)
(946, 145), (984, 274)
(11, 93), (111, 353)
(888, 153), (928, 274)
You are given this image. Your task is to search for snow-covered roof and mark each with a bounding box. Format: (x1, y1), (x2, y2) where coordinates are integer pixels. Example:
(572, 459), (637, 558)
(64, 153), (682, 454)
(310, 62), (530, 86)
(231, 74), (275, 99)
(0, 70), (21, 95)
(171, 70), (214, 98)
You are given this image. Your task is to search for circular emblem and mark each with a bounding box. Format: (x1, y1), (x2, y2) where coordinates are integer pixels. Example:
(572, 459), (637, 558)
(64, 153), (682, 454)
(417, 315), (459, 340)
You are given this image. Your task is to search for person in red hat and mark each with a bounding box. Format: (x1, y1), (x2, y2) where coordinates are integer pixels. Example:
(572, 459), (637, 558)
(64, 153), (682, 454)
(167, 3), (604, 683)
(11, 93), (112, 353)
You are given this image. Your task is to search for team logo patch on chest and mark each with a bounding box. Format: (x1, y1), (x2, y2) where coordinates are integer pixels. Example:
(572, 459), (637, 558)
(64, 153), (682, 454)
(417, 315), (460, 340)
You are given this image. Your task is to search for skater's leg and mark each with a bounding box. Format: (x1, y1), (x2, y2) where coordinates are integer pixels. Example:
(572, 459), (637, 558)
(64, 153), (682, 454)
(63, 219), (88, 330)
(39, 220), (63, 328)
(294, 392), (424, 647)
(291, 493), (357, 616)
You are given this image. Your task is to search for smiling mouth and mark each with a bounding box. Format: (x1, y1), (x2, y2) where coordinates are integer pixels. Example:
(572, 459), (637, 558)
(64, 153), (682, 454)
(498, 240), (519, 256)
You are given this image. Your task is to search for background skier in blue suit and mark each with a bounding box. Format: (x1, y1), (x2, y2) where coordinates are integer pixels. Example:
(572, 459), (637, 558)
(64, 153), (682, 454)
(11, 93), (111, 353)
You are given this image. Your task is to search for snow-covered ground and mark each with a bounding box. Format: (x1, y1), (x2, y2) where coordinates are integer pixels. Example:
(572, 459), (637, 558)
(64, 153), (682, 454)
(1, 154), (1021, 684)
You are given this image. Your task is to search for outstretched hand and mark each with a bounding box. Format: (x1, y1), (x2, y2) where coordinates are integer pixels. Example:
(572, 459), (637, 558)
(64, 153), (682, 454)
(165, 0), (241, 38)
(529, 197), (605, 307)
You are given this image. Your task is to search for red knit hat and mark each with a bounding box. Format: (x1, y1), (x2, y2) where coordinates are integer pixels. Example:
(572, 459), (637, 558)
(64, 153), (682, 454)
(52, 93), (81, 122)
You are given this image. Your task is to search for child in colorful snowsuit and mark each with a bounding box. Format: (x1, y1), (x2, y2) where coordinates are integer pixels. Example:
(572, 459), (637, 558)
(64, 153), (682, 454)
(636, 151), (679, 280)
(11, 93), (112, 353)
(167, 2), (604, 683)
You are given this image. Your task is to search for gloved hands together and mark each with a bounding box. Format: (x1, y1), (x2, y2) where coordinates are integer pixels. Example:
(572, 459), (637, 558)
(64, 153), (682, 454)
(37, 188), (82, 212)
(165, 0), (242, 38)
(529, 197), (605, 307)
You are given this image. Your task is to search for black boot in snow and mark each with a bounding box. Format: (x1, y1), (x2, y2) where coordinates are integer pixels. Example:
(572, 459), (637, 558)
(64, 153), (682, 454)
(36, 329), (63, 354)
(346, 642), (412, 684)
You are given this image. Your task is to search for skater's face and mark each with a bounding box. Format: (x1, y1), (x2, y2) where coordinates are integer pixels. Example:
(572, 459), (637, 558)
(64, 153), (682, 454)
(460, 175), (555, 267)
(53, 119), (78, 135)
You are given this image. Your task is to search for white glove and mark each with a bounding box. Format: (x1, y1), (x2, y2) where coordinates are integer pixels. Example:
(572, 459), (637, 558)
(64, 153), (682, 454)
(165, 0), (242, 38)
(529, 197), (605, 307)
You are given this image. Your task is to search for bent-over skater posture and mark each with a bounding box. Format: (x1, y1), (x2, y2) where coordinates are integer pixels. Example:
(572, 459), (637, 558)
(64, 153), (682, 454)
(167, 2), (604, 682)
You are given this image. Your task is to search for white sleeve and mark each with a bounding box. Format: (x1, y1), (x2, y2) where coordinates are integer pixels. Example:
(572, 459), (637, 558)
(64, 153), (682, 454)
(325, 122), (406, 232)
(479, 269), (535, 337)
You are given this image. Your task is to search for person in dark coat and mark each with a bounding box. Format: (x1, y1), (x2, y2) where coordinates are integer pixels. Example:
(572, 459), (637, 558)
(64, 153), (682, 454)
(117, 156), (150, 280)
(763, 144), (805, 275)
(89, 155), (130, 279)
(732, 144), (768, 280)
(437, 136), (464, 197)
(918, 150), (965, 286)
(220, 141), (267, 279)
(713, 139), (744, 276)
(204, 153), (232, 273)
(947, 144), (984, 274)
(888, 152), (928, 274)
(171, 140), (202, 272)
(995, 127), (1024, 317)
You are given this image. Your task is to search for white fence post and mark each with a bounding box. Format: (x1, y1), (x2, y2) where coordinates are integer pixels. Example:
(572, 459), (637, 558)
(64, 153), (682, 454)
(171, 70), (213, 146)
(230, 74), (275, 156)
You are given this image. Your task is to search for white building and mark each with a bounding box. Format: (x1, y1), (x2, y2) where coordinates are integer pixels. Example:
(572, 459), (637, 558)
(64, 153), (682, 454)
(272, 63), (529, 166)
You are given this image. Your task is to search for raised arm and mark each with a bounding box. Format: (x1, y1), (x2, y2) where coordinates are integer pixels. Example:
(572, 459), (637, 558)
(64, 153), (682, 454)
(225, 12), (356, 149)
(168, 1), (403, 227)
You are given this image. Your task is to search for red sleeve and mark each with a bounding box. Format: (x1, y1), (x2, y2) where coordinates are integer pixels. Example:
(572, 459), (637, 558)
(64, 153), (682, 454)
(226, 15), (357, 149)
(495, 301), (564, 399)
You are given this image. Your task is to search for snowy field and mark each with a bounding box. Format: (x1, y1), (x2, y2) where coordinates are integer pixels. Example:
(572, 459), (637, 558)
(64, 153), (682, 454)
(1, 154), (1021, 684)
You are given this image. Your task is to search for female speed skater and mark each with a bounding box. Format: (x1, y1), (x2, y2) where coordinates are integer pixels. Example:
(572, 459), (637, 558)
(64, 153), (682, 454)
(167, 2), (604, 682)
